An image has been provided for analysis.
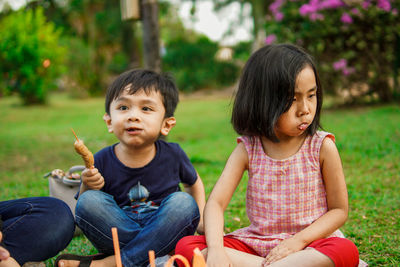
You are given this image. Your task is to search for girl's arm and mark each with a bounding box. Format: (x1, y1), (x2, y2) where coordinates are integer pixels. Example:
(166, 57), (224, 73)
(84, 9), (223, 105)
(204, 142), (248, 266)
(264, 137), (348, 265)
(183, 172), (206, 234)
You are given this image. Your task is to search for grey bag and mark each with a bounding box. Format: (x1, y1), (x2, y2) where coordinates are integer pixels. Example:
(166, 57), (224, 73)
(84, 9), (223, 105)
(44, 165), (84, 236)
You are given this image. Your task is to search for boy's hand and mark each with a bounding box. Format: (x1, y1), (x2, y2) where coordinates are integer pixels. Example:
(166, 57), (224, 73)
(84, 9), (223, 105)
(262, 237), (305, 266)
(81, 168), (104, 190)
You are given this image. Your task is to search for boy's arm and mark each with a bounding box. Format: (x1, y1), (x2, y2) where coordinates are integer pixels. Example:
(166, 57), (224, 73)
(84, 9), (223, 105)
(183, 172), (206, 234)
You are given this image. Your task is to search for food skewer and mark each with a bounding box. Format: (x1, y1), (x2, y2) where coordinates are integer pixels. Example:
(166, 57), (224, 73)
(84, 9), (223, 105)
(71, 128), (94, 169)
(112, 227), (123, 267)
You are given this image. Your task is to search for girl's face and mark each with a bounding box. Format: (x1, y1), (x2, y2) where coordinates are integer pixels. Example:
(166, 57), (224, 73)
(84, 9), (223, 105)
(275, 66), (317, 140)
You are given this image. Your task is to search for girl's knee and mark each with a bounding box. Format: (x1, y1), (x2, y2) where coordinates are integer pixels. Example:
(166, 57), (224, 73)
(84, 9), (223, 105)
(175, 235), (207, 264)
(309, 237), (359, 267)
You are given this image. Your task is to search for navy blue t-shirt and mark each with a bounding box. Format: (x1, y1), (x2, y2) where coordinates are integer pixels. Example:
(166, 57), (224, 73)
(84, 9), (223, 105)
(94, 139), (197, 207)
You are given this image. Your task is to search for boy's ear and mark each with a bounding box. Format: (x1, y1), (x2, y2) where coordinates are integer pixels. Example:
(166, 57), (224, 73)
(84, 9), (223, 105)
(160, 117), (176, 136)
(103, 113), (113, 133)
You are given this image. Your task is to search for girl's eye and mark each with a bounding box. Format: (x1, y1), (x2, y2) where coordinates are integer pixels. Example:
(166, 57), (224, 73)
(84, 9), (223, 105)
(118, 105), (128, 111)
(309, 94), (316, 98)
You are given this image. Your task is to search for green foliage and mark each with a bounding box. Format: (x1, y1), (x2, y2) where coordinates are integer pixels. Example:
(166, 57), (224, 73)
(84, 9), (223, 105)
(163, 35), (239, 91)
(0, 7), (65, 104)
(44, 0), (140, 96)
(0, 94), (399, 265)
(265, 0), (400, 103)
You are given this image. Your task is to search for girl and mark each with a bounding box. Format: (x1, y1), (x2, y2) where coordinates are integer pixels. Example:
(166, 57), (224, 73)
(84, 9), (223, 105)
(176, 44), (365, 267)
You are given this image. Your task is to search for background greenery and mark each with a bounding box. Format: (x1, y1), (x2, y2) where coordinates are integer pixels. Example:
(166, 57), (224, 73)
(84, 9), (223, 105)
(0, 0), (399, 104)
(0, 94), (399, 266)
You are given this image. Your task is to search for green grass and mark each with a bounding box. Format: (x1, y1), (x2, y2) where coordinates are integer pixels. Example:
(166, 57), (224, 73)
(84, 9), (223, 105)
(1, 94), (399, 266)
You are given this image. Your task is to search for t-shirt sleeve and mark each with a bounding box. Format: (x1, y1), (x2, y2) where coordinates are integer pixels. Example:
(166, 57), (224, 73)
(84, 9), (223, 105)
(176, 145), (197, 185)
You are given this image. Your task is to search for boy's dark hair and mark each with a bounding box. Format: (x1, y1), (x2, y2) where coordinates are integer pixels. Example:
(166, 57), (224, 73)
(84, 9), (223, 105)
(231, 43), (323, 142)
(105, 69), (179, 118)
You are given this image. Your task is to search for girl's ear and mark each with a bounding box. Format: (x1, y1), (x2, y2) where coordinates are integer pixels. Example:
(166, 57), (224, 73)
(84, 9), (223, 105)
(103, 113), (113, 133)
(160, 117), (176, 136)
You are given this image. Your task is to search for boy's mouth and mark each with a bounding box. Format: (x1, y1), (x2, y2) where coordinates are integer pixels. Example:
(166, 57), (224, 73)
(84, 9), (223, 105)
(126, 127), (142, 134)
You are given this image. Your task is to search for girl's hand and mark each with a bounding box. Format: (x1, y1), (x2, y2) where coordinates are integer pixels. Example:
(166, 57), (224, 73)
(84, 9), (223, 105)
(81, 168), (104, 190)
(262, 237), (305, 266)
(206, 247), (233, 267)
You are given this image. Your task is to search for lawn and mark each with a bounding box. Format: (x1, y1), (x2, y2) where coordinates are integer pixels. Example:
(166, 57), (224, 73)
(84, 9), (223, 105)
(0, 93), (399, 266)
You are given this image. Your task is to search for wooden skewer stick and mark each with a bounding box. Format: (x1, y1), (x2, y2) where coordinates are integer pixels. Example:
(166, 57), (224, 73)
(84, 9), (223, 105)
(71, 128), (79, 141)
(148, 250), (155, 267)
(112, 227), (123, 267)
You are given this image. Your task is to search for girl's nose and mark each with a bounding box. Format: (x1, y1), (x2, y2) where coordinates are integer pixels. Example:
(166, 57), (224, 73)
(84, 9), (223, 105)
(297, 100), (310, 116)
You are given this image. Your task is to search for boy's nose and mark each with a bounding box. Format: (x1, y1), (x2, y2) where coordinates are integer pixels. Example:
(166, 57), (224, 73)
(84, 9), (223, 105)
(127, 109), (140, 121)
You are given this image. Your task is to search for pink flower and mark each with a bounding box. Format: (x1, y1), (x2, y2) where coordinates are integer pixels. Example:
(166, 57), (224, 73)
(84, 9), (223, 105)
(361, 0), (371, 9)
(377, 0), (391, 12)
(320, 0), (343, 9)
(265, 34), (277, 45)
(351, 8), (360, 16)
(275, 12), (284, 21)
(343, 67), (355, 76)
(299, 4), (317, 16)
(340, 13), (353, 24)
(333, 58), (347, 70)
(310, 12), (324, 21)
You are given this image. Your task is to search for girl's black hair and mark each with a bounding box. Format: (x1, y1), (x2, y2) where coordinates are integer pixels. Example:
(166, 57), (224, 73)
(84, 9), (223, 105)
(231, 43), (323, 142)
(105, 69), (179, 118)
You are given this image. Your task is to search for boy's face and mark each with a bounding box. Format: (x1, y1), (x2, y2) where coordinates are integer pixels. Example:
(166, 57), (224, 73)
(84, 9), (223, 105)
(104, 87), (176, 149)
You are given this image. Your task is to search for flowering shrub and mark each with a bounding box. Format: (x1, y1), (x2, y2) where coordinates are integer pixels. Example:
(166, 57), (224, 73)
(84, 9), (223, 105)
(265, 0), (400, 103)
(0, 7), (65, 104)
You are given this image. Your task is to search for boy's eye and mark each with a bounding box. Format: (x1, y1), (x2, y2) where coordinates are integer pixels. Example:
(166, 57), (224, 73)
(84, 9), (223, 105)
(118, 105), (128, 111)
(142, 106), (153, 111)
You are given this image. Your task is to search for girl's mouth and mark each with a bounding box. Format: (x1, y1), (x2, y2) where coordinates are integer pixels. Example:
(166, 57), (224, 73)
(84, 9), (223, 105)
(298, 123), (309, 130)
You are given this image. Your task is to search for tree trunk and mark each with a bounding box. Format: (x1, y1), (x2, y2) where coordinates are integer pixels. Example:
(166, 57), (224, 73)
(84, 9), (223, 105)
(250, 0), (266, 52)
(141, 0), (161, 73)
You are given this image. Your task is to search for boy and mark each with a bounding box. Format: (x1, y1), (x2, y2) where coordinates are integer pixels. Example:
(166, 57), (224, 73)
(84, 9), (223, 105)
(57, 69), (205, 267)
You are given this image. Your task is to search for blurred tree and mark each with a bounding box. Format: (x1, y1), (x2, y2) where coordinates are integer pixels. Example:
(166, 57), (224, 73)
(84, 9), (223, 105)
(0, 7), (65, 104)
(264, 0), (400, 103)
(26, 0), (142, 96)
(188, 0), (273, 50)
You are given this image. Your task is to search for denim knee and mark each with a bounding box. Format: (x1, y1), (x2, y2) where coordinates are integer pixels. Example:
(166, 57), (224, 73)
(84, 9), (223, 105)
(75, 190), (111, 218)
(162, 192), (200, 236)
(163, 192), (200, 220)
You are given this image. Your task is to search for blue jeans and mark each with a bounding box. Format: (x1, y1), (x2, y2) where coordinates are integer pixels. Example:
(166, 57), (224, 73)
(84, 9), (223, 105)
(75, 190), (200, 267)
(0, 197), (75, 265)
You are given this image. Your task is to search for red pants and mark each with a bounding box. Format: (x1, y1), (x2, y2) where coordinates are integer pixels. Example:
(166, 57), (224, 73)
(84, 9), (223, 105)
(175, 235), (359, 267)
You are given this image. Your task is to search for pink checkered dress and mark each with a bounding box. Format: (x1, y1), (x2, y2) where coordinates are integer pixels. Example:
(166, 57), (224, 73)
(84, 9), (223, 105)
(226, 131), (344, 257)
